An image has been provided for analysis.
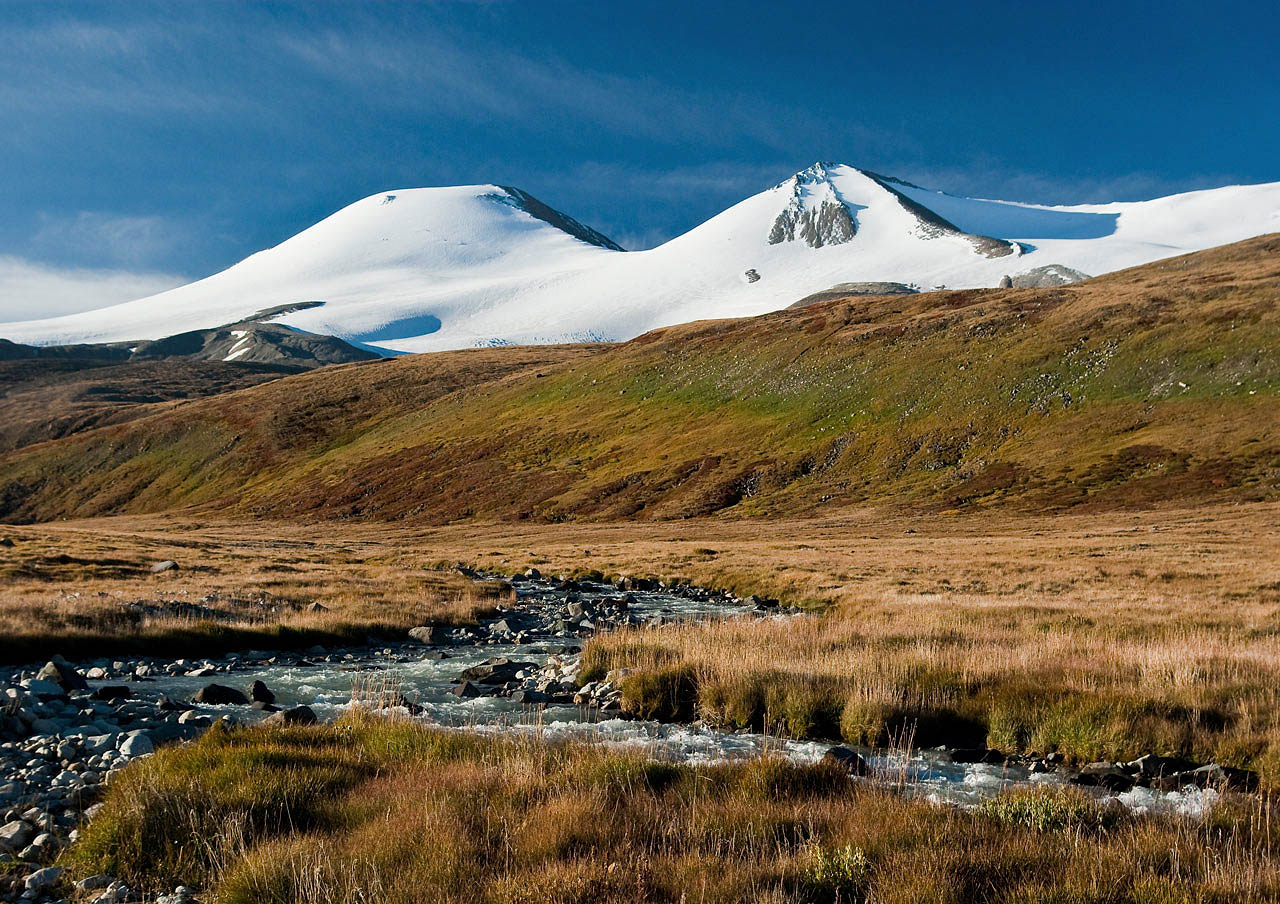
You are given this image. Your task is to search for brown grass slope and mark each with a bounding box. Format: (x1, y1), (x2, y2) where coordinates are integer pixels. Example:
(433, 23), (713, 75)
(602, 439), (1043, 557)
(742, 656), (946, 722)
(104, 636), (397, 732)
(0, 357), (304, 452)
(1, 236), (1278, 524)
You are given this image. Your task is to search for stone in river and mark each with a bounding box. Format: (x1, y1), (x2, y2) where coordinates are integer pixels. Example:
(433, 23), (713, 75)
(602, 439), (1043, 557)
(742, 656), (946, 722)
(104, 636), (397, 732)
(192, 684), (250, 705)
(820, 746), (872, 776)
(249, 680), (275, 705)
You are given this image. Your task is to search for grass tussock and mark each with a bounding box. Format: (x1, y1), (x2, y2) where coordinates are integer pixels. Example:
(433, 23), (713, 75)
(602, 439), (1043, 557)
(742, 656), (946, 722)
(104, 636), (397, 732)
(68, 716), (1280, 903)
(584, 605), (1280, 782)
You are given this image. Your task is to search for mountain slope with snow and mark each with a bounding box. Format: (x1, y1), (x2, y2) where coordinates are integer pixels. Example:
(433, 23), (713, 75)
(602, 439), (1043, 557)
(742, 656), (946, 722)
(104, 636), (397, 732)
(4, 164), (1280, 353)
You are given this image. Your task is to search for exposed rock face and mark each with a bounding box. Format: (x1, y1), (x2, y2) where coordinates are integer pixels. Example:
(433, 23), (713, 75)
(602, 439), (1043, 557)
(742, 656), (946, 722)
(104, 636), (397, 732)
(1011, 264), (1091, 287)
(130, 321), (379, 368)
(769, 200), (857, 247)
(408, 626), (437, 644)
(789, 282), (918, 309)
(769, 163), (858, 248)
(492, 187), (625, 251)
(249, 680), (275, 705)
(0, 320), (379, 371)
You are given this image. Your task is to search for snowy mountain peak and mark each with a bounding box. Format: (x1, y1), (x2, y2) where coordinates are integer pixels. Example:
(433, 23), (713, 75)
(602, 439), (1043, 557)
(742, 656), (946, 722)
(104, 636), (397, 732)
(3, 166), (1279, 355)
(768, 162), (859, 247)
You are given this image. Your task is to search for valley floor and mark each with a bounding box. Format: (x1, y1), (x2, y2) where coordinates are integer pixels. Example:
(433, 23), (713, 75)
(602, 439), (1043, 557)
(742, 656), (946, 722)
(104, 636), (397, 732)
(4, 501), (1280, 901)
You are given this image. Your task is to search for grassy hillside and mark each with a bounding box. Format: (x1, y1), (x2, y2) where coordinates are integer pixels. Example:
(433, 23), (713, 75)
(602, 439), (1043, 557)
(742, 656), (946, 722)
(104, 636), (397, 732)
(1, 236), (1278, 523)
(0, 357), (302, 452)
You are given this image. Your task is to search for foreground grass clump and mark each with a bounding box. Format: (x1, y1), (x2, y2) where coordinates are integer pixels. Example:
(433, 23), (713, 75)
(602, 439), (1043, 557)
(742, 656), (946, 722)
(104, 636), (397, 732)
(69, 716), (1280, 903)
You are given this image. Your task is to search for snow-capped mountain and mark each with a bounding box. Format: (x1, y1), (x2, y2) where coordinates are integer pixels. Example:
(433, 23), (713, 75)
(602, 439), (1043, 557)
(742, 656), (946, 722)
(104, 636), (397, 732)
(5, 163), (1280, 353)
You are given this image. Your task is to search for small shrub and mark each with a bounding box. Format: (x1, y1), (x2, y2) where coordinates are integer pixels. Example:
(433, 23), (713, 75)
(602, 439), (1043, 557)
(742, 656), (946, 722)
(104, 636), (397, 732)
(805, 844), (870, 902)
(979, 787), (1117, 833)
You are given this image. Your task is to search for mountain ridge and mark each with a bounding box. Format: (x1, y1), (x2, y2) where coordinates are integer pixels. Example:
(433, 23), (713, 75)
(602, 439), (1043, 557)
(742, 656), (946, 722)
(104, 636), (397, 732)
(3, 164), (1279, 354)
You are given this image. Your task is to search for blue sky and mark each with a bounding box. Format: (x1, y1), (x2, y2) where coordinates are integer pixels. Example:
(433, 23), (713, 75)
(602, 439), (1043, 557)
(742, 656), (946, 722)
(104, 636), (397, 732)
(2, 0), (1278, 316)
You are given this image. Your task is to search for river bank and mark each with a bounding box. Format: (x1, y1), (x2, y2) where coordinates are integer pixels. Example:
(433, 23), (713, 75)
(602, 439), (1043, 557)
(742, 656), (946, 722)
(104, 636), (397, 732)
(0, 570), (1259, 901)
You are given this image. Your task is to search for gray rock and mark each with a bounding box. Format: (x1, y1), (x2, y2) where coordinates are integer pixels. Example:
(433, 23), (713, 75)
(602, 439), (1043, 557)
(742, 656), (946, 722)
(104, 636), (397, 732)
(1010, 264), (1090, 288)
(150, 560), (178, 573)
(119, 734), (153, 758)
(407, 626), (437, 644)
(24, 866), (62, 890)
(192, 684), (249, 705)
(22, 679), (64, 698)
(263, 706), (317, 726)
(0, 820), (32, 850)
(789, 281), (918, 308)
(93, 881), (132, 904)
(75, 874), (113, 893)
(249, 680), (275, 705)
(821, 746), (872, 776)
(36, 659), (87, 693)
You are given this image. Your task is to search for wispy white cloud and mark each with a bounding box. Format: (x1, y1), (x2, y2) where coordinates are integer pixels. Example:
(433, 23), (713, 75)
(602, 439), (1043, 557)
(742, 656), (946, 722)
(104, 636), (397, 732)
(0, 256), (185, 324)
(30, 212), (181, 268)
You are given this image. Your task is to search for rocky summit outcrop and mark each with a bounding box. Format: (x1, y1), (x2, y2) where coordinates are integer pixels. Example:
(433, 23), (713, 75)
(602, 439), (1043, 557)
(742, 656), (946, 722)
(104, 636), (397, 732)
(789, 281), (918, 308)
(1010, 264), (1091, 287)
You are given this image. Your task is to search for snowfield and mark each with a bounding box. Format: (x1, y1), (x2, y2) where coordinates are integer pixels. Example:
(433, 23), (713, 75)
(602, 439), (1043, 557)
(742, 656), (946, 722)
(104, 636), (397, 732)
(5, 163), (1279, 353)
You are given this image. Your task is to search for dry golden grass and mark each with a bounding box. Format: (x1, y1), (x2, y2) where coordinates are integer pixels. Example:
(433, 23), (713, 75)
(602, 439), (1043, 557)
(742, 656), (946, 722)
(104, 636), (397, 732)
(0, 518), (507, 661)
(70, 714), (1280, 903)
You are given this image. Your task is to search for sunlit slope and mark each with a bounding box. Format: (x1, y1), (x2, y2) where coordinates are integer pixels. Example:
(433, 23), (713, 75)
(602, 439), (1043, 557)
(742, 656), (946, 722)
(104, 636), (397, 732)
(0, 235), (1277, 523)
